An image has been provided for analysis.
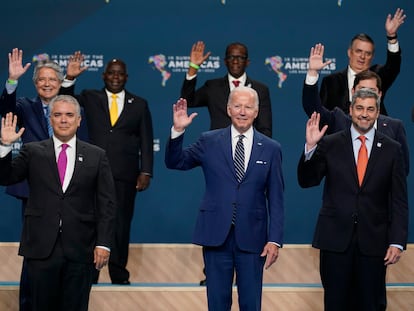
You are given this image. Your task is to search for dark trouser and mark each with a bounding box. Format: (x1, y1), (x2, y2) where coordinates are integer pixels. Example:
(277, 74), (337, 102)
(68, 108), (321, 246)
(26, 235), (94, 311)
(100, 179), (137, 283)
(320, 230), (387, 311)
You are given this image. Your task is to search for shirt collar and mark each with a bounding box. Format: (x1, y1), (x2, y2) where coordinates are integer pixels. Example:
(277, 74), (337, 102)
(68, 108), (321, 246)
(231, 125), (253, 141)
(52, 135), (77, 149)
(228, 73), (247, 86)
(350, 124), (375, 142)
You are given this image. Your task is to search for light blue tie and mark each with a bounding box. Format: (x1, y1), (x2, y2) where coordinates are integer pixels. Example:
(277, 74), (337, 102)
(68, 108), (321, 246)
(43, 105), (53, 137)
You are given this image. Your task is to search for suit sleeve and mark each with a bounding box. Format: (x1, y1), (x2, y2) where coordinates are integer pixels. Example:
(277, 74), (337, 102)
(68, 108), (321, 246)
(254, 84), (272, 138)
(302, 81), (335, 128)
(394, 120), (410, 176)
(138, 100), (154, 175)
(95, 151), (117, 249)
(180, 75), (207, 108)
(0, 88), (18, 116)
(297, 143), (327, 188)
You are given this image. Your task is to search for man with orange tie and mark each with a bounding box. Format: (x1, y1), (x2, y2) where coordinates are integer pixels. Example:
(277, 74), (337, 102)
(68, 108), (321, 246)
(297, 88), (408, 311)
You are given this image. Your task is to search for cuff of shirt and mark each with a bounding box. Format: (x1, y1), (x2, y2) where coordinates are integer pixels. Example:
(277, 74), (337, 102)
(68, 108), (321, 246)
(186, 73), (197, 80)
(171, 126), (185, 139)
(387, 41), (400, 53)
(390, 244), (403, 251)
(61, 78), (76, 88)
(5, 81), (18, 94)
(305, 73), (319, 85)
(96, 245), (111, 252)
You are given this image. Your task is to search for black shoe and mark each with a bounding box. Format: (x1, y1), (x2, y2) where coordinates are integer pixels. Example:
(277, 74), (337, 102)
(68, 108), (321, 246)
(112, 280), (131, 285)
(199, 278), (207, 286)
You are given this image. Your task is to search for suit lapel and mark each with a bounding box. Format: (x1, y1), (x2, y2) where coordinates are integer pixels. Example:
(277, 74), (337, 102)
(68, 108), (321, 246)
(219, 128), (238, 181)
(43, 139), (62, 191)
(32, 97), (49, 137)
(245, 130), (264, 178)
(98, 89), (112, 126)
(65, 140), (85, 193)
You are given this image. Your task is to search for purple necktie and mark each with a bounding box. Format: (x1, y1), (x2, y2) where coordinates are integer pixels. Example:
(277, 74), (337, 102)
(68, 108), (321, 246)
(58, 144), (69, 185)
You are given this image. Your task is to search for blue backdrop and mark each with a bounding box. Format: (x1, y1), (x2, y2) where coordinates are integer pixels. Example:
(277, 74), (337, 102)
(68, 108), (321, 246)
(0, 0), (413, 243)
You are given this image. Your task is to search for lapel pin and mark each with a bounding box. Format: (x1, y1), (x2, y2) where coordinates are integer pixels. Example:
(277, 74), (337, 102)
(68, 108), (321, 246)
(127, 98), (134, 104)
(377, 142), (382, 148)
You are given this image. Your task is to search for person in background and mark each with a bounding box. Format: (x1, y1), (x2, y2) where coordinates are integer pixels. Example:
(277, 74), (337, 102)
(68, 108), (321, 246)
(61, 57), (154, 285)
(303, 43), (409, 176)
(320, 8), (406, 115)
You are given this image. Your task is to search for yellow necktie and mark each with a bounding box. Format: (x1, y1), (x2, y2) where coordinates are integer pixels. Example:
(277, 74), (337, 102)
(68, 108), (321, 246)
(110, 94), (118, 126)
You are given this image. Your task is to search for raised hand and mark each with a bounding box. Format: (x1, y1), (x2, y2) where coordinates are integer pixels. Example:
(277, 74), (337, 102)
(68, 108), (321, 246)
(8, 48), (31, 81)
(1, 113), (25, 145)
(308, 43), (332, 73)
(172, 98), (198, 132)
(190, 41), (211, 66)
(305, 112), (328, 151)
(385, 8), (406, 36)
(66, 51), (88, 80)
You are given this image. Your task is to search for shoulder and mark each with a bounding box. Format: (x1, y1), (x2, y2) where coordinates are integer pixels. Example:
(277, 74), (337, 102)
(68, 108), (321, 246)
(246, 77), (269, 91)
(77, 139), (106, 154)
(254, 130), (281, 150)
(204, 77), (226, 86)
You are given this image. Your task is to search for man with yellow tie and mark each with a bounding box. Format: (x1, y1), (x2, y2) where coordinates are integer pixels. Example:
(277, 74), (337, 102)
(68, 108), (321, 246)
(61, 58), (154, 285)
(297, 88), (408, 310)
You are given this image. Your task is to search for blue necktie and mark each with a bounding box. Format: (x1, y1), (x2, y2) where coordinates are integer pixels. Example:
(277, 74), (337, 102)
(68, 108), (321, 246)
(43, 105), (53, 137)
(233, 134), (245, 224)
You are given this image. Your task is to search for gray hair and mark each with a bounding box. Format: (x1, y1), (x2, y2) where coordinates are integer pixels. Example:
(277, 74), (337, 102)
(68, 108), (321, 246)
(49, 95), (81, 116)
(32, 61), (64, 83)
(227, 86), (259, 109)
(351, 87), (380, 109)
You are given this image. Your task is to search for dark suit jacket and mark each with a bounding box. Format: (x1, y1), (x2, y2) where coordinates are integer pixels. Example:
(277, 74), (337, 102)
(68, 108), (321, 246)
(61, 87), (154, 183)
(297, 129), (408, 256)
(302, 81), (410, 175)
(0, 88), (89, 198)
(165, 127), (284, 253)
(181, 75), (273, 137)
(320, 49), (401, 115)
(0, 139), (116, 263)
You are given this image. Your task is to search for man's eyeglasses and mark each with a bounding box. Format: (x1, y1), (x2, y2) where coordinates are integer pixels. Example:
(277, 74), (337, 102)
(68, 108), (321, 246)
(225, 55), (248, 62)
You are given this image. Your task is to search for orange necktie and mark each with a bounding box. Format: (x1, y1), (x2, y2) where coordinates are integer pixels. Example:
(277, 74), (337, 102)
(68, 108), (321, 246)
(357, 136), (368, 186)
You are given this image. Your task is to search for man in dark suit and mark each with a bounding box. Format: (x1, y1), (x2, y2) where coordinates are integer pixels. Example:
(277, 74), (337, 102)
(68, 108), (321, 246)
(0, 95), (116, 311)
(181, 41), (272, 137)
(61, 58), (154, 284)
(165, 86), (284, 311)
(303, 43), (409, 176)
(297, 89), (408, 311)
(320, 8), (406, 115)
(0, 48), (87, 310)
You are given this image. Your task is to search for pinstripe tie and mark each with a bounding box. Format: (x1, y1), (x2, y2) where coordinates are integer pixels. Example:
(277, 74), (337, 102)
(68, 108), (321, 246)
(234, 134), (245, 183)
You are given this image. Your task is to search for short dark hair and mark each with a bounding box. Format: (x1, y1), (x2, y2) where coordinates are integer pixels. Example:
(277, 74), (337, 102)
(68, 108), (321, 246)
(225, 42), (249, 58)
(353, 70), (382, 91)
(349, 33), (375, 54)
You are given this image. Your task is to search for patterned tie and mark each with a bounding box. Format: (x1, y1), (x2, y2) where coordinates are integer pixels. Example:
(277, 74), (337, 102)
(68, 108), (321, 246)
(232, 80), (240, 87)
(234, 134), (245, 182)
(357, 136), (368, 186)
(57, 144), (69, 186)
(43, 105), (53, 137)
(110, 94), (118, 126)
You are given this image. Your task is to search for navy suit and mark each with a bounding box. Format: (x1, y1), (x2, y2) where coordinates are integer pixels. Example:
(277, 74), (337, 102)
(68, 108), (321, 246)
(181, 75), (273, 137)
(302, 81), (409, 176)
(297, 129), (408, 311)
(165, 127), (284, 310)
(320, 50), (401, 116)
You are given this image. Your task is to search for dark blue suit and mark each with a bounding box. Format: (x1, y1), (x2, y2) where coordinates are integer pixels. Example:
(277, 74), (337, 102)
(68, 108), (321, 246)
(165, 126), (284, 310)
(302, 81), (409, 176)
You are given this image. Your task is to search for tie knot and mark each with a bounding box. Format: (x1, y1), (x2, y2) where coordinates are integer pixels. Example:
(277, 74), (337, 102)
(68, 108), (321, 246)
(61, 143), (69, 151)
(111, 94), (117, 99)
(232, 80), (240, 87)
(238, 134), (245, 141)
(358, 135), (366, 144)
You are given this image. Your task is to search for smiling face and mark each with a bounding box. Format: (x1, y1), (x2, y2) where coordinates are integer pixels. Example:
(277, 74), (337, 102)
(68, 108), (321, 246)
(349, 93), (379, 135)
(102, 60), (128, 93)
(35, 67), (62, 103)
(50, 99), (81, 142)
(227, 87), (258, 133)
